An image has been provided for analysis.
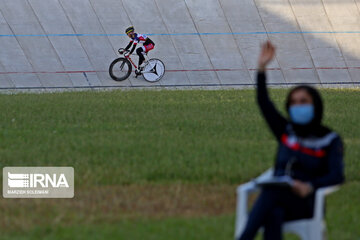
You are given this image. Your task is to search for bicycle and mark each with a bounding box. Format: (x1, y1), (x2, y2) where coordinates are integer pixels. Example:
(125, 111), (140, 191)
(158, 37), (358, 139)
(109, 48), (165, 83)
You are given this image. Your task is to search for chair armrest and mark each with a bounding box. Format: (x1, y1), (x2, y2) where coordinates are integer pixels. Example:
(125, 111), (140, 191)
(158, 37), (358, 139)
(255, 168), (274, 182)
(316, 185), (340, 196)
(313, 185), (340, 220)
(237, 181), (257, 194)
(236, 168), (274, 194)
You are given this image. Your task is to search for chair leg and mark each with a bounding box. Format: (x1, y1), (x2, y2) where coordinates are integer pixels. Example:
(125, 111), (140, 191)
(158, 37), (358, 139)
(235, 190), (249, 239)
(309, 223), (326, 240)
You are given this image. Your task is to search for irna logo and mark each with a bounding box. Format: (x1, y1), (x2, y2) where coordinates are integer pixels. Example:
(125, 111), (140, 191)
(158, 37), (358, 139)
(3, 167), (74, 198)
(8, 172), (69, 188)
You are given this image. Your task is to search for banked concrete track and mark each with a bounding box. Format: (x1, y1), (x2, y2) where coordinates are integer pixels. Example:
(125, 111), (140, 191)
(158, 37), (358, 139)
(0, 0), (360, 90)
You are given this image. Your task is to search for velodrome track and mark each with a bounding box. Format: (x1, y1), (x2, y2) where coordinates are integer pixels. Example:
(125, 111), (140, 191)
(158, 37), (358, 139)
(0, 0), (360, 90)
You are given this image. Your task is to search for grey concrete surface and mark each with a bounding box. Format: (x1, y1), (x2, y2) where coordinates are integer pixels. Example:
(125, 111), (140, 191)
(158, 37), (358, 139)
(0, 0), (359, 90)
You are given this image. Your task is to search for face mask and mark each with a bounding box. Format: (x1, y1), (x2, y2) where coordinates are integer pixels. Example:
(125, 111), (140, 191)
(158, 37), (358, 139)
(289, 104), (314, 125)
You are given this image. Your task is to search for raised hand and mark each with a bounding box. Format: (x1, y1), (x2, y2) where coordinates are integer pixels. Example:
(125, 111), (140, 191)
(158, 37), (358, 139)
(258, 41), (276, 71)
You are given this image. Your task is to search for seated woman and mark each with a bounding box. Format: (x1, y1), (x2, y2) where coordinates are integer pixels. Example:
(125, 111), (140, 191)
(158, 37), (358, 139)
(238, 41), (345, 240)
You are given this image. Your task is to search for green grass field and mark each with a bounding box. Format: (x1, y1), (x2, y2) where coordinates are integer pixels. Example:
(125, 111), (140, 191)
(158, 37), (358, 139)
(0, 89), (359, 239)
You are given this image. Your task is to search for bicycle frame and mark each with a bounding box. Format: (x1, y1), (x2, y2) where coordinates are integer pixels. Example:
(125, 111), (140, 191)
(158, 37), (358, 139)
(125, 54), (154, 74)
(125, 55), (138, 69)
(118, 49), (153, 74)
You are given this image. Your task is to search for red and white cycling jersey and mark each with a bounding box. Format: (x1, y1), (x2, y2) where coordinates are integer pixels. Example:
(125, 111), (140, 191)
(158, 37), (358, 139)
(130, 33), (152, 45)
(125, 33), (155, 54)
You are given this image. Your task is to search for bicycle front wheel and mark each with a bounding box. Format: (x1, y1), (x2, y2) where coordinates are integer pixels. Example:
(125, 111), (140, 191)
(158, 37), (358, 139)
(143, 59), (165, 83)
(109, 58), (132, 81)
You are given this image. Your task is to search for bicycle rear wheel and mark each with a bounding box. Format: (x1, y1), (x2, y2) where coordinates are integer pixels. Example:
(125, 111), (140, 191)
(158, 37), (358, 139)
(109, 58), (132, 81)
(142, 59), (165, 83)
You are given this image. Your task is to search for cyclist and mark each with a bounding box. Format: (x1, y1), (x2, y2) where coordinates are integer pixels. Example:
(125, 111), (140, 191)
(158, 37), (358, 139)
(124, 26), (155, 75)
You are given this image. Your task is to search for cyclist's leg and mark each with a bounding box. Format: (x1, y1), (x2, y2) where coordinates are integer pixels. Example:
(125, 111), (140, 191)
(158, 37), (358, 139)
(136, 47), (145, 68)
(142, 44), (155, 65)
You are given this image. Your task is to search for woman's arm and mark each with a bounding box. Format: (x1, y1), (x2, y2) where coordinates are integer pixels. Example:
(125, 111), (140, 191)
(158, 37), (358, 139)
(257, 42), (288, 140)
(310, 137), (345, 189)
(257, 71), (288, 140)
(292, 136), (344, 198)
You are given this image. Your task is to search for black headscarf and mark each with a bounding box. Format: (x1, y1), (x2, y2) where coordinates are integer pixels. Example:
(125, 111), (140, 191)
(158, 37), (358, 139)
(285, 85), (331, 137)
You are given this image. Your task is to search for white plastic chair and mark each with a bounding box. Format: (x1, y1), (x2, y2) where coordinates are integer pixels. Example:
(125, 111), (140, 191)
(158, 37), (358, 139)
(234, 168), (340, 240)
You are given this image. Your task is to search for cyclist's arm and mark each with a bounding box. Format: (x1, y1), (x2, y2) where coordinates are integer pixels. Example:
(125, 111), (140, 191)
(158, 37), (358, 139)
(124, 41), (133, 51)
(129, 43), (137, 55)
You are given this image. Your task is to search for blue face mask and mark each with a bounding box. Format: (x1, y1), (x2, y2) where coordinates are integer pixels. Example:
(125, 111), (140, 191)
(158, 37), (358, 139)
(289, 104), (314, 125)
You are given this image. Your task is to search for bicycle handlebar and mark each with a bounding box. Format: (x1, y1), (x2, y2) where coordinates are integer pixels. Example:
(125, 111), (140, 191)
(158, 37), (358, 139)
(118, 48), (130, 55)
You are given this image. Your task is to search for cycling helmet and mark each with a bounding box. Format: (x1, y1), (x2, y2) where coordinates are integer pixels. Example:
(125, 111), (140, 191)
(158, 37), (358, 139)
(125, 26), (134, 34)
